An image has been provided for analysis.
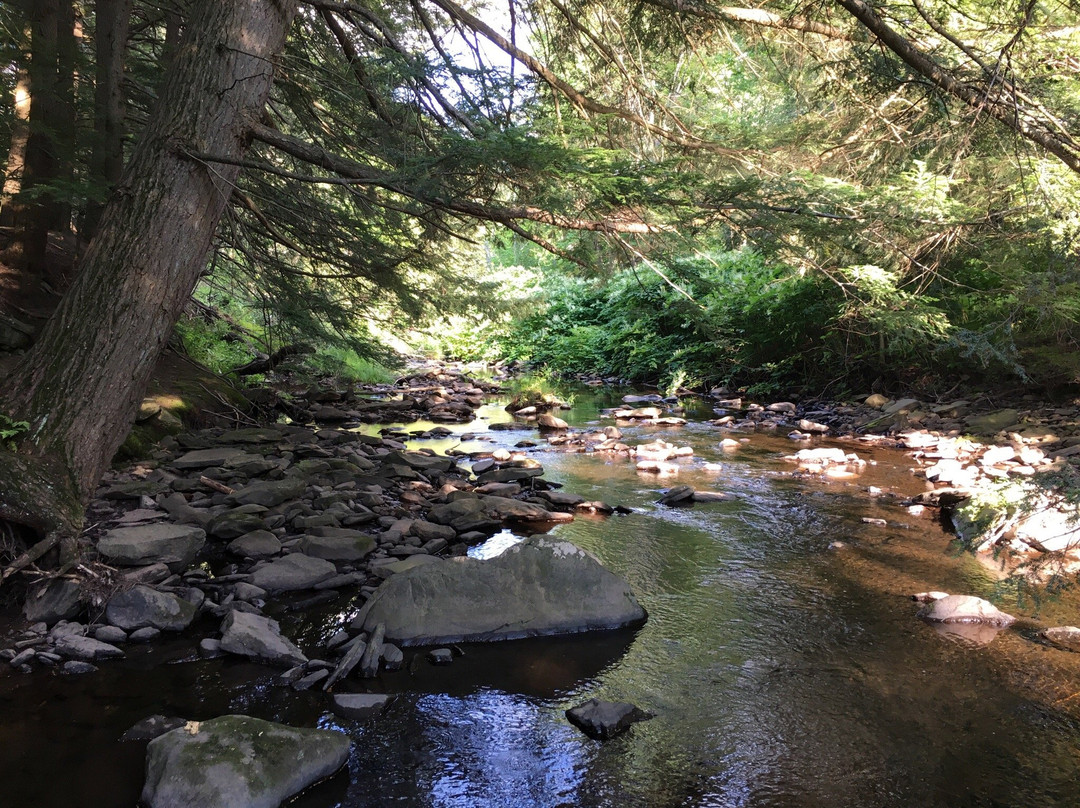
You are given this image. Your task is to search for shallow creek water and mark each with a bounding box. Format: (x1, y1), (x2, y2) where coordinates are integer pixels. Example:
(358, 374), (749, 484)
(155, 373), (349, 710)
(4, 390), (1080, 807)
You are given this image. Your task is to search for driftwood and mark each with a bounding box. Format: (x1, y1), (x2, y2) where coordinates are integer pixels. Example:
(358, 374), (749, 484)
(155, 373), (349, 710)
(199, 476), (235, 495)
(359, 623), (385, 678)
(0, 530), (61, 586)
(230, 343), (312, 376)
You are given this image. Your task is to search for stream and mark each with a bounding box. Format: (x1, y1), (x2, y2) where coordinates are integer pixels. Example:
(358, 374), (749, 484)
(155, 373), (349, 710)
(4, 388), (1080, 807)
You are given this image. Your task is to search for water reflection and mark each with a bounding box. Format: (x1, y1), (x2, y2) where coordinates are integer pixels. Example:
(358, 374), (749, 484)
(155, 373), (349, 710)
(8, 388), (1080, 807)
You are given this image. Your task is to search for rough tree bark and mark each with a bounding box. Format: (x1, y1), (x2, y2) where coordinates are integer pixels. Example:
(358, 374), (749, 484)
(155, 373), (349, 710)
(0, 0), (299, 542)
(83, 0), (133, 240)
(0, 68), (31, 227)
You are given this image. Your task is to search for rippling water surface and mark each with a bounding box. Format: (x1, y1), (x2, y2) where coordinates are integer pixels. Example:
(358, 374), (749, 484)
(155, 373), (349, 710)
(4, 390), (1080, 807)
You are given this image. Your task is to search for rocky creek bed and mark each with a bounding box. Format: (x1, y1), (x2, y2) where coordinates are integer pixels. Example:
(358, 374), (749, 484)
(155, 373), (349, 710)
(6, 365), (1080, 806)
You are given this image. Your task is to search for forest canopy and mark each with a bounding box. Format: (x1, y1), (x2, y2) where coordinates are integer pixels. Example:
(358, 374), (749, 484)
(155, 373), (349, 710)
(1, 0), (1080, 541)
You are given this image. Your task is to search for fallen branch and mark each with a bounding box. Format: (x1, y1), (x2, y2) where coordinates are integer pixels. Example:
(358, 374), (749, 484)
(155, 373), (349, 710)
(199, 477), (235, 496)
(230, 343), (313, 376)
(0, 530), (61, 586)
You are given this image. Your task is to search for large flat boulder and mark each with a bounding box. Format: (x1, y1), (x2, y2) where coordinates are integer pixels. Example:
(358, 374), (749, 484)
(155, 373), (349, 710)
(97, 524), (205, 571)
(219, 611), (307, 667)
(249, 554), (336, 592)
(141, 715), (349, 808)
(352, 537), (647, 645)
(106, 585), (198, 632)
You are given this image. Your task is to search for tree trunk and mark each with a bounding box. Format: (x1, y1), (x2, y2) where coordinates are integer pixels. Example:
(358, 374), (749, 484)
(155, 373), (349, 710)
(0, 68), (31, 228)
(16, 0), (62, 274)
(83, 0), (133, 240)
(0, 0), (299, 538)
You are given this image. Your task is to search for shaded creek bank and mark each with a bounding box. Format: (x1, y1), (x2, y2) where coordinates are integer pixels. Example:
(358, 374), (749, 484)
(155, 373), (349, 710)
(5, 384), (1080, 806)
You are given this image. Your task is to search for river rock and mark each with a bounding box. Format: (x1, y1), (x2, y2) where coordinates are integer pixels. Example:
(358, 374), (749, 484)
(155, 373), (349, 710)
(381, 450), (453, 473)
(97, 524), (205, 571)
(172, 448), (259, 470)
(537, 413), (568, 430)
(1039, 626), (1080, 652)
(475, 467), (544, 485)
(219, 611), (307, 667)
(565, 698), (653, 740)
(298, 529), (376, 562)
(23, 578), (83, 625)
(227, 477), (306, 508)
(352, 537), (647, 645)
(330, 693), (392, 719)
(207, 509), (268, 540)
(141, 715), (350, 808)
(106, 585), (198, 632)
(917, 594), (1016, 626)
(659, 485), (694, 506)
(965, 409), (1020, 435)
(249, 554), (337, 592)
(52, 634), (125, 662)
(227, 530), (282, 559)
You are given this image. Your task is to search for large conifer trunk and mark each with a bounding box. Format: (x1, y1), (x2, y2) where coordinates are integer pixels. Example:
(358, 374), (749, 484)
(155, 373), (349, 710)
(0, 0), (299, 537)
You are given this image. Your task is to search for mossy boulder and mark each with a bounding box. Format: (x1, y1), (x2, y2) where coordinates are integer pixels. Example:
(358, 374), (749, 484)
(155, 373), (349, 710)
(141, 715), (349, 808)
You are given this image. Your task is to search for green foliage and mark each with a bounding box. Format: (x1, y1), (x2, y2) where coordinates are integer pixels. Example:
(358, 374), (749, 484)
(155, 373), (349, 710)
(308, 348), (397, 384)
(173, 316), (254, 377)
(0, 414), (29, 449)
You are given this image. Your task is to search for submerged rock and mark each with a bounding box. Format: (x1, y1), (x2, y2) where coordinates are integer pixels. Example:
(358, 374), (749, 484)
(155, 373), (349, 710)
(141, 715), (350, 808)
(353, 537), (647, 645)
(565, 698), (653, 740)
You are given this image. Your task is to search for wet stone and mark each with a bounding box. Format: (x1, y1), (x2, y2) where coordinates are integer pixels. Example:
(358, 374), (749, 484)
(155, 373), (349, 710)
(330, 693), (392, 719)
(566, 698), (654, 740)
(428, 648), (453, 665)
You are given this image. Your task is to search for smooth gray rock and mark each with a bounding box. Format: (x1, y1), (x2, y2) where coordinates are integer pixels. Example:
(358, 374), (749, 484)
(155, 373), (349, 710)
(226, 530), (282, 559)
(61, 660), (98, 674)
(23, 578), (83, 625)
(97, 524), (205, 571)
(141, 715), (350, 808)
(130, 627), (162, 643)
(219, 611), (307, 667)
(227, 477), (306, 508)
(353, 537), (647, 645)
(207, 510), (267, 540)
(250, 554), (337, 592)
(918, 594), (1016, 625)
(94, 625), (128, 644)
(106, 585), (197, 632)
(566, 698), (653, 740)
(53, 634), (125, 661)
(330, 693), (392, 719)
(298, 532), (376, 562)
